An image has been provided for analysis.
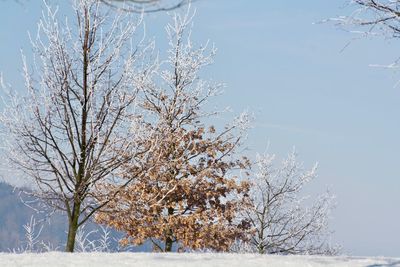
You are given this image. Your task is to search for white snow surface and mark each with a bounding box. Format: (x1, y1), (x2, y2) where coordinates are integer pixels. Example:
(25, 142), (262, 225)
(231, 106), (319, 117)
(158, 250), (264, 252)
(0, 252), (400, 267)
(0, 252), (399, 267)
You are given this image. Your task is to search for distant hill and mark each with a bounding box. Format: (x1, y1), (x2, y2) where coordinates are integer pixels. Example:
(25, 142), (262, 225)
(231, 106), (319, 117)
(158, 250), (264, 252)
(0, 182), (29, 251)
(0, 182), (67, 251)
(0, 182), (151, 252)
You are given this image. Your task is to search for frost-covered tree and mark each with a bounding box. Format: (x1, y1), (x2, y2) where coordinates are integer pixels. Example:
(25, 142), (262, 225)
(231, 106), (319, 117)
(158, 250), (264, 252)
(337, 1), (400, 35)
(95, 10), (252, 252)
(8, 0), (189, 12)
(244, 150), (336, 255)
(330, 1), (400, 43)
(0, 0), (154, 252)
(101, 0), (190, 13)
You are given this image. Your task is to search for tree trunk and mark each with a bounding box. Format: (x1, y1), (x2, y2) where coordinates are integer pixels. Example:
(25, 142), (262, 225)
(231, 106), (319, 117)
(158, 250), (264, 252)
(258, 244), (265, 254)
(164, 207), (174, 252)
(165, 235), (173, 252)
(65, 201), (81, 252)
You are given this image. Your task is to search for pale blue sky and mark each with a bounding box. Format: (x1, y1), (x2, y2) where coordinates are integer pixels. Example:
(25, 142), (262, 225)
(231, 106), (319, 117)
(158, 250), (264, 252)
(1, 0), (400, 257)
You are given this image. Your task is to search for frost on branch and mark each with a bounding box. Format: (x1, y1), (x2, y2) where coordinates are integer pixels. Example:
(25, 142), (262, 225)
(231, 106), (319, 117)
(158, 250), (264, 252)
(243, 149), (338, 255)
(74, 225), (115, 252)
(95, 9), (252, 253)
(327, 1), (400, 69)
(100, 0), (190, 13)
(327, 1), (400, 43)
(11, 216), (59, 253)
(0, 0), (155, 252)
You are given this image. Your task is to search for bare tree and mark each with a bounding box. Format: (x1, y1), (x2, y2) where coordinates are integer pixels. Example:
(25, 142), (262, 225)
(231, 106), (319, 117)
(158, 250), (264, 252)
(243, 150), (337, 255)
(331, 1), (400, 39)
(0, 0), (154, 252)
(100, 0), (191, 13)
(7, 0), (191, 13)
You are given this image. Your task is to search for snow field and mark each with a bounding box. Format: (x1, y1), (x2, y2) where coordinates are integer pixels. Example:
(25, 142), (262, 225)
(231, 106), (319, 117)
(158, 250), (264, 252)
(0, 253), (399, 267)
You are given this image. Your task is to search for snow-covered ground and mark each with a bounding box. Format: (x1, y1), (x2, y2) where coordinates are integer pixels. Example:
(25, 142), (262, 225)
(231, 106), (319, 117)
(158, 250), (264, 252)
(0, 253), (399, 267)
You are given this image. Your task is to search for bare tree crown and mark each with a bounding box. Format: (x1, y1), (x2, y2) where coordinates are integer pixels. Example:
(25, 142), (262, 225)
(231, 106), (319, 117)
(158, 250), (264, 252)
(100, 0), (191, 13)
(0, 0), (154, 252)
(244, 150), (337, 255)
(331, 1), (400, 39)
